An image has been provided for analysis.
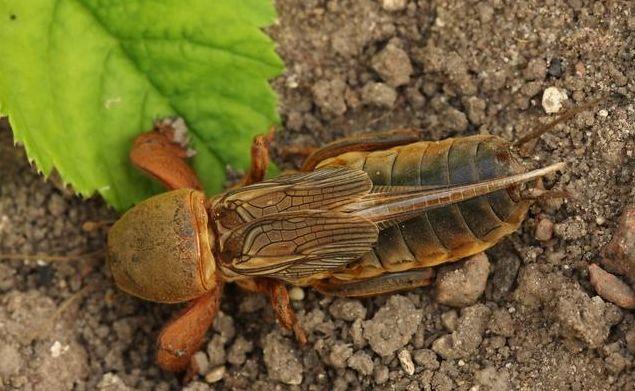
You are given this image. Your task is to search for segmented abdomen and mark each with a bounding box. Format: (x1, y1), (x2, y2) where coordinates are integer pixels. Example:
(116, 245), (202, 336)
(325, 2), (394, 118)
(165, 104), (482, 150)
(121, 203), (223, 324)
(317, 135), (530, 277)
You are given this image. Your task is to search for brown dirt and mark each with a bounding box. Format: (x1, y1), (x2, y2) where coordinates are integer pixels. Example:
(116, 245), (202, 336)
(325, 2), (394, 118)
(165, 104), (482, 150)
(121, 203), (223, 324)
(1, 0), (634, 390)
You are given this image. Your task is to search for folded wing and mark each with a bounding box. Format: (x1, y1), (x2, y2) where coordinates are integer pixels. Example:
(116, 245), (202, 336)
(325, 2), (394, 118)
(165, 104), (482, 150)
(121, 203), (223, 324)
(220, 211), (378, 281)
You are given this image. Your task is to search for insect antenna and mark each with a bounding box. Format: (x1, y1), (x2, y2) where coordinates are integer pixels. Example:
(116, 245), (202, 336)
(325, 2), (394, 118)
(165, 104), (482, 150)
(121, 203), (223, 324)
(514, 93), (626, 147)
(0, 248), (105, 262)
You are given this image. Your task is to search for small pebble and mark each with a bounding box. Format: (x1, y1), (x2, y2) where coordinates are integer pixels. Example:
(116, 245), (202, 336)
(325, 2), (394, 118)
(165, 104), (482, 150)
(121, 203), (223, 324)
(381, 0), (407, 12)
(96, 373), (134, 391)
(542, 87), (568, 114)
(535, 217), (554, 241)
(191, 351), (210, 376)
(311, 78), (348, 116)
(347, 351), (374, 376)
(598, 109), (609, 118)
(329, 298), (367, 321)
(206, 335), (226, 367)
(523, 58), (547, 81)
(602, 207), (635, 280)
(547, 58), (564, 78)
(213, 312), (236, 342)
(588, 264), (635, 309)
(50, 341), (69, 358)
(329, 342), (353, 368)
(363, 295), (422, 356)
(204, 366), (226, 384)
(361, 82), (397, 109)
(441, 310), (458, 332)
(575, 62), (586, 77)
(227, 336), (253, 366)
(435, 253), (491, 307)
(374, 364), (390, 385)
(398, 349), (415, 375)
(289, 287), (305, 301)
(372, 44), (413, 87)
(413, 349), (439, 370)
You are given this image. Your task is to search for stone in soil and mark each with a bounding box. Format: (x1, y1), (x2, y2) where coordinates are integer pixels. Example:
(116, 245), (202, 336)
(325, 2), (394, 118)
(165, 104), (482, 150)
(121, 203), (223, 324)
(381, 0), (407, 11)
(373, 364), (389, 385)
(554, 285), (622, 348)
(486, 251), (521, 301)
(413, 349), (439, 370)
(542, 86), (568, 113)
(535, 216), (554, 242)
(488, 308), (515, 337)
(476, 366), (512, 391)
(227, 336), (253, 366)
(311, 78), (348, 116)
(262, 330), (303, 385)
(432, 304), (491, 359)
(440, 309), (458, 332)
(206, 334), (226, 367)
(204, 366), (226, 384)
(347, 351), (374, 376)
(192, 351), (210, 376)
(329, 298), (367, 321)
(212, 311), (236, 342)
(397, 349), (415, 375)
(328, 342), (353, 368)
(361, 82), (397, 108)
(96, 373), (134, 391)
(435, 252), (490, 307)
(371, 43), (413, 87)
(602, 207), (635, 281)
(362, 295), (422, 357)
(523, 58), (547, 81)
(588, 264), (635, 309)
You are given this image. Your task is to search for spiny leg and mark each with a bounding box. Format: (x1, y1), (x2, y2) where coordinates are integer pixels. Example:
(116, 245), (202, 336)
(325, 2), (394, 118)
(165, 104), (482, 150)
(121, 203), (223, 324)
(241, 131), (274, 186)
(301, 128), (422, 171)
(313, 268), (435, 298)
(130, 118), (203, 190)
(156, 281), (224, 375)
(236, 278), (307, 345)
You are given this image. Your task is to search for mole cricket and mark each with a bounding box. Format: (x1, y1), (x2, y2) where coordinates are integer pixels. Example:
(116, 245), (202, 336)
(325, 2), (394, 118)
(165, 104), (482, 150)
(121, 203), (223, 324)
(107, 110), (576, 374)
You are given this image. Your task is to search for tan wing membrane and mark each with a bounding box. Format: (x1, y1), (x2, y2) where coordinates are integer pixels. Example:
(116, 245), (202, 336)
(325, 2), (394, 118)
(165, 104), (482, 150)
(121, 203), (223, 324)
(348, 162), (566, 224)
(214, 167), (373, 229)
(220, 211), (379, 280)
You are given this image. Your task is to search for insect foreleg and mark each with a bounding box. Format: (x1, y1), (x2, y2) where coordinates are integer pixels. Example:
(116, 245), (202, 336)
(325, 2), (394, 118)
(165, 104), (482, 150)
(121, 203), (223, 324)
(156, 281), (224, 376)
(130, 119), (203, 191)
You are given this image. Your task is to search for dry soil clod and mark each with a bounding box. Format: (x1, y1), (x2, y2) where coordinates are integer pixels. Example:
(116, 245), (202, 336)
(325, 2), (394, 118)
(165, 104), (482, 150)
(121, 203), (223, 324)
(602, 207), (635, 281)
(588, 264), (635, 310)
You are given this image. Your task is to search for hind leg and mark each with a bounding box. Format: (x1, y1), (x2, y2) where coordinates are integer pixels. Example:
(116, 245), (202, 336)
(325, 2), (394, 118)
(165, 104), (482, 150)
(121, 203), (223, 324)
(312, 268), (436, 298)
(300, 128), (422, 171)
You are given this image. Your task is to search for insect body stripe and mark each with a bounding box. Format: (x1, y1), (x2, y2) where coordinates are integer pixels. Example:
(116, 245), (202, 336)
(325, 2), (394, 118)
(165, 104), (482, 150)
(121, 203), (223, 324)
(453, 140), (504, 240)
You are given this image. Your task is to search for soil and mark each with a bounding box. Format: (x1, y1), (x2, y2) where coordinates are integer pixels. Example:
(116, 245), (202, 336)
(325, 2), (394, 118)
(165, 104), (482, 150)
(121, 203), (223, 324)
(1, 0), (634, 390)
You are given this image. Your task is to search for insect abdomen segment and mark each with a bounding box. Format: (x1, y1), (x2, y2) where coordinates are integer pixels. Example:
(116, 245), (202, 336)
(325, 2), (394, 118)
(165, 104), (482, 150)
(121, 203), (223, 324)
(317, 135), (530, 275)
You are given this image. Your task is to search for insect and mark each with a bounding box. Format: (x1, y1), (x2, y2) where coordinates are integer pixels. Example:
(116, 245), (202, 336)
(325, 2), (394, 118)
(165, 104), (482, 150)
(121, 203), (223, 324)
(107, 121), (564, 375)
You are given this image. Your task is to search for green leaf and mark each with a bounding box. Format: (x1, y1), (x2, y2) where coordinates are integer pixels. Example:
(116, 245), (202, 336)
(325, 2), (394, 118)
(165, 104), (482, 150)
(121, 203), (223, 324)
(0, 0), (283, 210)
